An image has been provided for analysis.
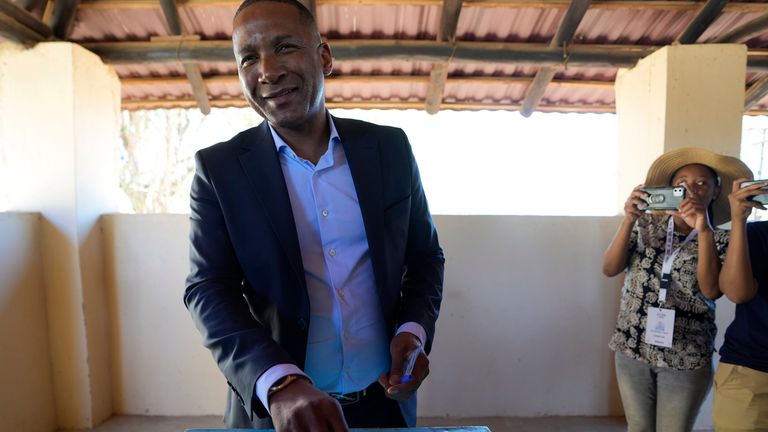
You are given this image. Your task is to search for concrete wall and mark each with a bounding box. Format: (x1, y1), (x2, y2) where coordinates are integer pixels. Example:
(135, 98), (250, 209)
(0, 212), (738, 429)
(101, 213), (736, 425)
(0, 213), (57, 432)
(0, 41), (121, 428)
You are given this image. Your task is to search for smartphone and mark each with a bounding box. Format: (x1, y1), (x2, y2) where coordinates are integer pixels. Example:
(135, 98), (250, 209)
(740, 180), (768, 205)
(640, 186), (686, 211)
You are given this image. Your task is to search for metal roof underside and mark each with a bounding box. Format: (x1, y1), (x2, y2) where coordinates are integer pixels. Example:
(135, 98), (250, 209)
(2, 0), (768, 115)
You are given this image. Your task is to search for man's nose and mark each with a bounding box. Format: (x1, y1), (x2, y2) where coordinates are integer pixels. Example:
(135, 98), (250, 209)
(258, 54), (284, 83)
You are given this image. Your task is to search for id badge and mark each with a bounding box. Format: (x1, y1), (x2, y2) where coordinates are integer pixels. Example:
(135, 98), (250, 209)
(645, 307), (675, 348)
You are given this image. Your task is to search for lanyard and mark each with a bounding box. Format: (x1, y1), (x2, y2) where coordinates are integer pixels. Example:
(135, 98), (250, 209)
(659, 217), (696, 304)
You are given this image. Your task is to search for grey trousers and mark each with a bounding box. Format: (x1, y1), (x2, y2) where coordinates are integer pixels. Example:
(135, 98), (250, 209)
(614, 351), (713, 432)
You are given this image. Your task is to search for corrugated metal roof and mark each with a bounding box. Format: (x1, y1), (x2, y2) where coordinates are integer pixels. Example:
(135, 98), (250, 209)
(4, 0), (767, 113)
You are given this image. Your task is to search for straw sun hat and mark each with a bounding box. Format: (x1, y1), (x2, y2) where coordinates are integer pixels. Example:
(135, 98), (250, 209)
(644, 147), (753, 226)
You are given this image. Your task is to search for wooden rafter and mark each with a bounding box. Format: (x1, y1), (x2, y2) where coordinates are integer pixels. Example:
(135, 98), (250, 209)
(42, 0), (54, 25)
(0, 0), (52, 44)
(80, 39), (768, 70)
(121, 97), (619, 112)
(745, 75), (768, 111)
(159, 0), (184, 35)
(123, 74), (618, 89)
(713, 11), (768, 43)
(120, 73), (616, 88)
(76, 0), (768, 14)
(158, 0), (211, 114)
(425, 0), (462, 114)
(676, 0), (730, 44)
(82, 40), (654, 66)
(122, 96), (768, 115)
(425, 62), (449, 114)
(16, 0), (47, 11)
(51, 0), (81, 39)
(520, 0), (591, 117)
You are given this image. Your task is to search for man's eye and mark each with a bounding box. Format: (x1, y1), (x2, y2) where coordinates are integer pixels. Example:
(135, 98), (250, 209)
(277, 44), (298, 54)
(240, 55), (257, 66)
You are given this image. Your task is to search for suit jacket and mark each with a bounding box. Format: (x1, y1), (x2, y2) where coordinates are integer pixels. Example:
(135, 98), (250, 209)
(184, 116), (445, 427)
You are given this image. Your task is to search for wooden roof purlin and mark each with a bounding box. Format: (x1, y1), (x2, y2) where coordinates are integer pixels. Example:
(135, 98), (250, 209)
(1, 0), (768, 114)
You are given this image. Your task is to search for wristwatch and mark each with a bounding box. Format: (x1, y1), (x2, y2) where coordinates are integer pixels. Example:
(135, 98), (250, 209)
(267, 374), (305, 398)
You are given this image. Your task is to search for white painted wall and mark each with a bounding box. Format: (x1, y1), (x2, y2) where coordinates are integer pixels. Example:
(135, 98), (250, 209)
(0, 213), (57, 432)
(0, 41), (121, 428)
(102, 214), (226, 416)
(102, 213), (735, 426)
(0, 212), (738, 429)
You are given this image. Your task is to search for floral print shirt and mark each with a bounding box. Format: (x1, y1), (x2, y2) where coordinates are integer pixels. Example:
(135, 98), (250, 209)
(609, 214), (729, 370)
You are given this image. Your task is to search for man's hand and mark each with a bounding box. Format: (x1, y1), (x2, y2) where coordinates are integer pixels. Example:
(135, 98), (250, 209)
(378, 332), (429, 401)
(268, 378), (349, 432)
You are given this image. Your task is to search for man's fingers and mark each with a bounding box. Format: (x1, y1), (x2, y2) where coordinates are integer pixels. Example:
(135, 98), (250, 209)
(385, 383), (414, 400)
(378, 373), (389, 389)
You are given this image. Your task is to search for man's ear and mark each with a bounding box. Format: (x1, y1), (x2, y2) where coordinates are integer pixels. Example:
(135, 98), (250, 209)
(320, 42), (333, 76)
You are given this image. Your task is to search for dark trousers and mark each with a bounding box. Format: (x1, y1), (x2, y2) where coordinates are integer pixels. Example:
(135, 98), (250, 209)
(228, 382), (406, 429)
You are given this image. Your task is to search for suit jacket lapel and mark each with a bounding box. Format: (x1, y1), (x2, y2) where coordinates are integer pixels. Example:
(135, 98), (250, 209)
(335, 117), (388, 302)
(237, 122), (305, 287)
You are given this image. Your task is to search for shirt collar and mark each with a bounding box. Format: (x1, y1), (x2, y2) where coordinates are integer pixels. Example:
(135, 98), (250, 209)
(268, 116), (341, 157)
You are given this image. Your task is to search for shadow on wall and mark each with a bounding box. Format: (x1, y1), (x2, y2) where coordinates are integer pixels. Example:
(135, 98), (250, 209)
(0, 213), (57, 432)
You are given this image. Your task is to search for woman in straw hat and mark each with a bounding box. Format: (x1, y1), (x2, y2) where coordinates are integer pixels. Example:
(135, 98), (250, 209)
(602, 147), (752, 432)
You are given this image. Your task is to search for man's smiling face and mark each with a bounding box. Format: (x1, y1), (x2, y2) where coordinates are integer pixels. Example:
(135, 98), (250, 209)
(232, 1), (332, 129)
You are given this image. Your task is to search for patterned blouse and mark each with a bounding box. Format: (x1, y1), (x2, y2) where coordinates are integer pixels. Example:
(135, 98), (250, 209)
(609, 214), (729, 370)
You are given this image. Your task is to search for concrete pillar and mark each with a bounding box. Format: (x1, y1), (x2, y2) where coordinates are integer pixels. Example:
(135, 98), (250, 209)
(0, 42), (120, 429)
(615, 44), (747, 208)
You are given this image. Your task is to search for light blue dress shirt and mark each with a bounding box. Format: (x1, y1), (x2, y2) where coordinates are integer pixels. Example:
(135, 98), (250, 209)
(254, 118), (425, 412)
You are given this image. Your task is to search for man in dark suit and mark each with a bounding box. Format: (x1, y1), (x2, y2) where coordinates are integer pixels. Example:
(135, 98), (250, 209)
(183, 1), (444, 431)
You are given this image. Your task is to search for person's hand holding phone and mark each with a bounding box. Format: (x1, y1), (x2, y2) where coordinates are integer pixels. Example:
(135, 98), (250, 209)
(730, 179), (768, 221)
(671, 182), (713, 232)
(624, 184), (648, 223)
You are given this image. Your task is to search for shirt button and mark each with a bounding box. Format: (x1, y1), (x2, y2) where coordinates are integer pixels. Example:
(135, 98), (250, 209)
(329, 248), (336, 257)
(343, 330), (350, 339)
(322, 209), (329, 217)
(337, 289), (345, 297)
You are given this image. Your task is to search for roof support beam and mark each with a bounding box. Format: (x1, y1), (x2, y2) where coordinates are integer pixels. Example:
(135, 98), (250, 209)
(0, 0), (52, 44)
(16, 0), (47, 11)
(83, 40), (655, 67)
(745, 75), (768, 111)
(425, 0), (462, 114)
(121, 73), (616, 88)
(76, 0), (767, 14)
(81, 39), (768, 70)
(51, 0), (81, 39)
(425, 62), (449, 113)
(119, 96), (768, 115)
(676, 0), (729, 44)
(713, 11), (768, 43)
(520, 0), (591, 117)
(159, 0), (184, 34)
(158, 0), (211, 114)
(122, 97), (620, 113)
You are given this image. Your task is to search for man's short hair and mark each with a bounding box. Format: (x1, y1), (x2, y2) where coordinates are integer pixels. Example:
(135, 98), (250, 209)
(235, 0), (316, 25)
